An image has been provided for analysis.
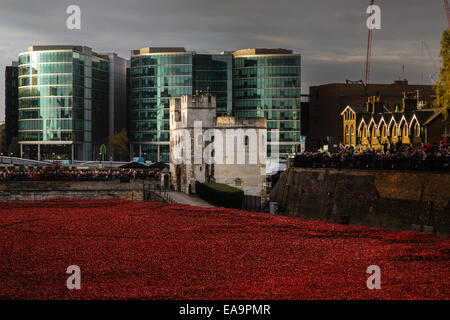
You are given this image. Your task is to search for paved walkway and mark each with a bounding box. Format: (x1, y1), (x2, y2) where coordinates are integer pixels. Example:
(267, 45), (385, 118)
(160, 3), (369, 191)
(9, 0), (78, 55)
(166, 191), (214, 207)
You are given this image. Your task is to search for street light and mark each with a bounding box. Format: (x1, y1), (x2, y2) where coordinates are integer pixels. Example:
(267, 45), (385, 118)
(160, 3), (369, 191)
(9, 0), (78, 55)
(1, 153), (3, 164)
(10, 153), (13, 165)
(52, 153), (55, 164)
(99, 153), (102, 165)
(110, 156), (113, 170)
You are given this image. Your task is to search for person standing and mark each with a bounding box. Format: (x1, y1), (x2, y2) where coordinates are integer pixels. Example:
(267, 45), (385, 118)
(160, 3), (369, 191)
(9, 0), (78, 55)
(382, 141), (388, 154)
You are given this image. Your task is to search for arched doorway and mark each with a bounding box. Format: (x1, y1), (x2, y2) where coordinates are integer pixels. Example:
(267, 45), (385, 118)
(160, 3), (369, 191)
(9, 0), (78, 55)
(176, 165), (181, 191)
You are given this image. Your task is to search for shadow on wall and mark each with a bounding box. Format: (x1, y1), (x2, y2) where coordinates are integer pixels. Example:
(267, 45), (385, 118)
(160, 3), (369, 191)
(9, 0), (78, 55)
(270, 168), (450, 234)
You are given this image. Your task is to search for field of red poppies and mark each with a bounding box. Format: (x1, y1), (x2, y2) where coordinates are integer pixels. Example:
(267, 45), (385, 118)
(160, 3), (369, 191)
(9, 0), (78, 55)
(0, 199), (448, 300)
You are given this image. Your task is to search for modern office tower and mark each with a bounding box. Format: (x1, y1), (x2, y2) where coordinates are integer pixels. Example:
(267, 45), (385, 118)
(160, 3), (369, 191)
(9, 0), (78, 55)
(5, 61), (19, 152)
(130, 47), (192, 163)
(130, 47), (300, 162)
(129, 47), (233, 162)
(17, 45), (127, 162)
(232, 48), (301, 159)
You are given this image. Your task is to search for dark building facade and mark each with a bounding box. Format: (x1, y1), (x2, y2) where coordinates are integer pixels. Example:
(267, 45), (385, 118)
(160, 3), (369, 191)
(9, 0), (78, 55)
(103, 53), (128, 137)
(307, 80), (435, 151)
(300, 94), (309, 136)
(5, 61), (19, 153)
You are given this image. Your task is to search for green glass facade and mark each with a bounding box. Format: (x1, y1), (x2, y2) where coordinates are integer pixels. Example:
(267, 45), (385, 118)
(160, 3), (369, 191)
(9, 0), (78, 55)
(233, 52), (301, 158)
(17, 46), (110, 161)
(193, 53), (232, 115)
(130, 49), (234, 162)
(130, 48), (301, 162)
(130, 51), (193, 162)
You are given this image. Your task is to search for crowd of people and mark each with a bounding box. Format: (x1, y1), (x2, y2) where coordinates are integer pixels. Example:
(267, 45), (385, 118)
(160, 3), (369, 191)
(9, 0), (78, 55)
(293, 139), (449, 171)
(0, 164), (161, 182)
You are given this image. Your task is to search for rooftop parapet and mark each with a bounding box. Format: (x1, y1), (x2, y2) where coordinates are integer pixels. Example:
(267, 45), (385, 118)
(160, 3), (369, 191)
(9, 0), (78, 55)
(233, 48), (294, 56)
(131, 47), (187, 56)
(216, 116), (267, 128)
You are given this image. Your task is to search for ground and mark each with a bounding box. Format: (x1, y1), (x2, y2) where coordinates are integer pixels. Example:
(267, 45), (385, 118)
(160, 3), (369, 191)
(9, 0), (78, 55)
(166, 191), (213, 207)
(0, 199), (448, 300)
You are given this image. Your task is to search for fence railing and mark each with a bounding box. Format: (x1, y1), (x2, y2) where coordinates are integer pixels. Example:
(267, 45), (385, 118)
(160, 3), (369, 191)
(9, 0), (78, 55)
(151, 186), (175, 204)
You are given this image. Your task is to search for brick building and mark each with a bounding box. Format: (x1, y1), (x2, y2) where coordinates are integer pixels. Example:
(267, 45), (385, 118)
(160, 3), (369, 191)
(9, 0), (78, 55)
(308, 80), (435, 151)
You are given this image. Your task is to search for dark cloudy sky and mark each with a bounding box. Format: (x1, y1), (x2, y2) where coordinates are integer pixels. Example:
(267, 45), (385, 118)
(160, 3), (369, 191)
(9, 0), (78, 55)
(0, 0), (448, 121)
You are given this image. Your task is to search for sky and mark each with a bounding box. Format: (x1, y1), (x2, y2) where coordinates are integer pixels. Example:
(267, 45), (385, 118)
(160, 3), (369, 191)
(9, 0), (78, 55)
(0, 0), (448, 122)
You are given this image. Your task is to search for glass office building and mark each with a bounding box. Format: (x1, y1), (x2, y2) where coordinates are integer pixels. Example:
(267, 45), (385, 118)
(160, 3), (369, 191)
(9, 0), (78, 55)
(233, 48), (301, 158)
(130, 48), (192, 162)
(193, 53), (232, 116)
(130, 48), (232, 162)
(17, 45), (112, 161)
(130, 47), (300, 162)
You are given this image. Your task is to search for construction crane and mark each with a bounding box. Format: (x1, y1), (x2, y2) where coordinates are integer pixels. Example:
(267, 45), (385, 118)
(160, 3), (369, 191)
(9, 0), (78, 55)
(365, 0), (375, 86)
(444, 0), (450, 29)
(422, 40), (440, 84)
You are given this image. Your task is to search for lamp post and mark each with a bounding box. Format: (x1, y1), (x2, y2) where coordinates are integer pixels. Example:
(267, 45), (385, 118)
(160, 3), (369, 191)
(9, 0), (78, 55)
(10, 153), (13, 165)
(110, 156), (113, 170)
(99, 153), (102, 165)
(52, 153), (55, 164)
(1, 153), (3, 164)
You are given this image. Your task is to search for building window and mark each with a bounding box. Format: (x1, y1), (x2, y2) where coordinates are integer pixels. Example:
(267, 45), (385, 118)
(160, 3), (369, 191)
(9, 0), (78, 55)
(244, 135), (249, 146)
(235, 178), (242, 186)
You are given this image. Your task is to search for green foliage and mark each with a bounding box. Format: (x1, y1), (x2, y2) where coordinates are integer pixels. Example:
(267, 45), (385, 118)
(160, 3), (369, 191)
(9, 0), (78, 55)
(196, 181), (244, 209)
(100, 144), (107, 155)
(108, 129), (129, 161)
(204, 182), (243, 193)
(434, 29), (450, 119)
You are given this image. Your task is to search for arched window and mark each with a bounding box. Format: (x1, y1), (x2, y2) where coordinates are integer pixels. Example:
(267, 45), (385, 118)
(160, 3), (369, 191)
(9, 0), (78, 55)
(391, 124), (396, 137)
(414, 123), (420, 136)
(350, 125), (355, 145)
(400, 122), (408, 137)
(370, 124), (376, 138)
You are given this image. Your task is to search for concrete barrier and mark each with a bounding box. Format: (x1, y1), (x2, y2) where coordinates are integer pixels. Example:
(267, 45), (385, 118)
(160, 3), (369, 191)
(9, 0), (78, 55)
(0, 180), (156, 201)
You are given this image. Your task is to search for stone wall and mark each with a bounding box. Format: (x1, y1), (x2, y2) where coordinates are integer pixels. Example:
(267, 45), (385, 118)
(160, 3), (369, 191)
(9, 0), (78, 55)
(0, 180), (155, 201)
(270, 168), (450, 234)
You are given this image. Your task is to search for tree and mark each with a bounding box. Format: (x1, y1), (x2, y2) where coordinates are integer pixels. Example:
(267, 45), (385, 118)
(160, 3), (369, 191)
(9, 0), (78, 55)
(108, 129), (129, 161)
(434, 29), (450, 119)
